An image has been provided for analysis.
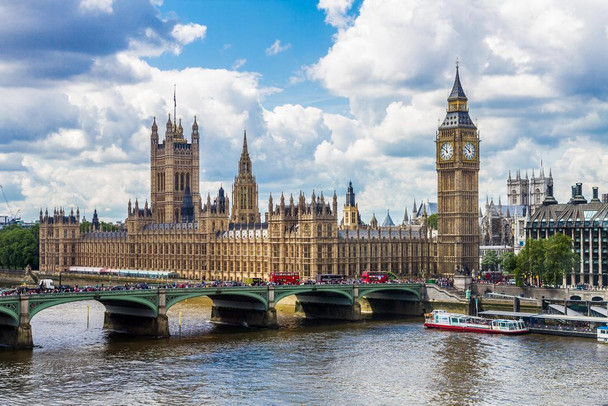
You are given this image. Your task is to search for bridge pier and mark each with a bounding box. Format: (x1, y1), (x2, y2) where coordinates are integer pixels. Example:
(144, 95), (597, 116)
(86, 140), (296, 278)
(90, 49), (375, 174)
(0, 295), (33, 349)
(103, 312), (169, 337)
(296, 301), (362, 321)
(364, 298), (423, 316)
(102, 289), (169, 337)
(210, 306), (278, 328)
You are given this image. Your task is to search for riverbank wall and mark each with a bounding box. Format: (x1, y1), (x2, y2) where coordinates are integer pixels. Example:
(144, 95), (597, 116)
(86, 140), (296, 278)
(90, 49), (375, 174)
(471, 283), (608, 302)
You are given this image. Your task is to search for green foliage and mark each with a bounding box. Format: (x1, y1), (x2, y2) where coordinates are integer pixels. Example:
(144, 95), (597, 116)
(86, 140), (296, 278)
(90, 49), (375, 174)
(426, 214), (437, 230)
(481, 250), (500, 272)
(515, 239), (544, 286)
(80, 220), (120, 232)
(543, 233), (579, 286)
(79, 221), (90, 233)
(500, 251), (517, 274)
(101, 221), (120, 232)
(0, 224), (39, 270)
(514, 233), (578, 287)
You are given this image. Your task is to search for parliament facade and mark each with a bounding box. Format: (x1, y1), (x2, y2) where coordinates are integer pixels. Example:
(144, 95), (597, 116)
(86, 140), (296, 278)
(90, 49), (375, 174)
(39, 68), (479, 280)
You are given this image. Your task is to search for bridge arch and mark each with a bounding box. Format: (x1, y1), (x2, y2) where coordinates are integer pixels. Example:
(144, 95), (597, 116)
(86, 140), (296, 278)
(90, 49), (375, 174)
(357, 286), (421, 301)
(274, 287), (354, 306)
(165, 290), (269, 311)
(0, 304), (19, 326)
(28, 294), (159, 320)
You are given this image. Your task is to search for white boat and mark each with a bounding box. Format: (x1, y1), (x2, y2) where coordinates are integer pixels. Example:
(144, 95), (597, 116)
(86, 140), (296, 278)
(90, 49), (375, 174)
(597, 326), (608, 343)
(424, 310), (529, 335)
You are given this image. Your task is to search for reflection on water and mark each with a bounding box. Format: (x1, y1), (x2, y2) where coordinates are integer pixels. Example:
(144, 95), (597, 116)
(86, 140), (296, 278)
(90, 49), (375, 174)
(0, 299), (607, 405)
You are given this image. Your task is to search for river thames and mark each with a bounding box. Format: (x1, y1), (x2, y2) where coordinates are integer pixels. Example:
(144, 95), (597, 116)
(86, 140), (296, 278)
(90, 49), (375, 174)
(0, 298), (606, 405)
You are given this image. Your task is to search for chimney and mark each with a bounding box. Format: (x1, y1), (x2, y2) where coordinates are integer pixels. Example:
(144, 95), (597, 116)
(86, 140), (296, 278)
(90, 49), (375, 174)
(572, 182), (587, 204)
(591, 187), (601, 203)
(603, 193), (608, 203)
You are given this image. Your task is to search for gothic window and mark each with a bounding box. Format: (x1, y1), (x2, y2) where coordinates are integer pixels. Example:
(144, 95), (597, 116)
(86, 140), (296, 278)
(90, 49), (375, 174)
(175, 173), (179, 190)
(186, 173), (190, 189)
(180, 173), (185, 191)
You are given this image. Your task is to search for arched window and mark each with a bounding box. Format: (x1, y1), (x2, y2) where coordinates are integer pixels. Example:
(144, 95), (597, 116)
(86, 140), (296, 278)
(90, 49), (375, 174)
(174, 173), (179, 191)
(186, 173), (190, 189)
(174, 209), (179, 223)
(180, 173), (185, 191)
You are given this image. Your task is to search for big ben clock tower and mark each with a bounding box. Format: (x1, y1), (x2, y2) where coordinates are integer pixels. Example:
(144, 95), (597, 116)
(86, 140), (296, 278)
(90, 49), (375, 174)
(436, 63), (480, 275)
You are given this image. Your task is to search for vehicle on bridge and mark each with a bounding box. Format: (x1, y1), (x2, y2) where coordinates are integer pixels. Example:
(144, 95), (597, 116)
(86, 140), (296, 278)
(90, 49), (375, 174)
(424, 310), (529, 335)
(361, 271), (390, 284)
(244, 277), (264, 286)
(316, 274), (346, 284)
(39, 279), (54, 290)
(270, 272), (300, 285)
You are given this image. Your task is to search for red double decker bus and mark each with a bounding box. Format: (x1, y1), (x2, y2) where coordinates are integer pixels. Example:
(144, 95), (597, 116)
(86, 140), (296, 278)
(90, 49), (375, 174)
(270, 272), (300, 285)
(361, 271), (389, 284)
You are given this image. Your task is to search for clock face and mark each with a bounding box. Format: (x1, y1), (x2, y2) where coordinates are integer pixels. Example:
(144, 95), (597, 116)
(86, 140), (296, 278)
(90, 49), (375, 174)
(463, 142), (476, 160)
(440, 142), (454, 160)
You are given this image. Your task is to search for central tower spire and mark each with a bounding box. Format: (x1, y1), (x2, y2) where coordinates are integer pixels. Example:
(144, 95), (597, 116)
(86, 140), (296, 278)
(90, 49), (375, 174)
(231, 130), (261, 224)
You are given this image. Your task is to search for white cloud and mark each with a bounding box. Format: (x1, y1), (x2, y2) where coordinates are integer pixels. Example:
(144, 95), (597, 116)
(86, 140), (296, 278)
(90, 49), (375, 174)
(79, 0), (114, 14)
(4, 0), (608, 226)
(318, 0), (355, 29)
(265, 40), (291, 56)
(232, 58), (246, 69)
(171, 23), (207, 45)
(45, 128), (89, 151)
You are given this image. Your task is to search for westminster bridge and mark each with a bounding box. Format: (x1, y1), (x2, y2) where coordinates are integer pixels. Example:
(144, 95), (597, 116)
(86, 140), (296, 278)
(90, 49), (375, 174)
(0, 283), (428, 349)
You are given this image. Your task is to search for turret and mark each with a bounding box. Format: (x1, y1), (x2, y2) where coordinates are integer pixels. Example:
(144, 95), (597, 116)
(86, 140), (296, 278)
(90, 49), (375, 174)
(268, 193), (273, 216)
(151, 116), (158, 145)
(332, 190), (338, 215)
(165, 114), (173, 142)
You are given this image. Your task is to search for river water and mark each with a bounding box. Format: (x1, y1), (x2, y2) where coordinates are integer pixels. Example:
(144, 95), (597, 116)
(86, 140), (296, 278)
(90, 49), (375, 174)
(0, 298), (606, 405)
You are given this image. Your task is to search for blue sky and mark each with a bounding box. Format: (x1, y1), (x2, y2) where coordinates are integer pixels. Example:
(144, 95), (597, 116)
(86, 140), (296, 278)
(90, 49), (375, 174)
(1, 0), (608, 224)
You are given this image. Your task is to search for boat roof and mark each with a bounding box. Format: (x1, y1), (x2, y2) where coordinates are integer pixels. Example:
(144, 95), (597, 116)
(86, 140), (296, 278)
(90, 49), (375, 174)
(478, 310), (537, 318)
(480, 310), (608, 323)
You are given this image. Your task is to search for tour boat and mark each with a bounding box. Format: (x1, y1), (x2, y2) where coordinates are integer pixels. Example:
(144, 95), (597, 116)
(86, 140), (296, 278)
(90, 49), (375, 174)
(424, 310), (529, 335)
(597, 326), (608, 343)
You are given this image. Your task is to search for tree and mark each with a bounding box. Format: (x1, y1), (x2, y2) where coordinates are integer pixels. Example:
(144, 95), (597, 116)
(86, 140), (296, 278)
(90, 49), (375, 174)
(543, 233), (578, 287)
(515, 239), (545, 286)
(0, 224), (39, 270)
(500, 251), (517, 275)
(80, 220), (119, 233)
(481, 250), (500, 272)
(427, 214), (437, 230)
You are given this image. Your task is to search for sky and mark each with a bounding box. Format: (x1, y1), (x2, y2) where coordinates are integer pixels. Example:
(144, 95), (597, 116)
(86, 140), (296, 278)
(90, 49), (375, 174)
(2, 0), (608, 224)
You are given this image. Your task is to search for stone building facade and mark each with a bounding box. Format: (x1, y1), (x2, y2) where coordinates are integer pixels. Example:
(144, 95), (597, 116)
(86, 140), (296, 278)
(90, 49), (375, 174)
(39, 114), (437, 280)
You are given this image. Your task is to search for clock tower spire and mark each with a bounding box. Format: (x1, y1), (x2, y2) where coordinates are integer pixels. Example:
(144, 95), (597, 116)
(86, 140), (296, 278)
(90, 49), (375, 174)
(436, 63), (480, 275)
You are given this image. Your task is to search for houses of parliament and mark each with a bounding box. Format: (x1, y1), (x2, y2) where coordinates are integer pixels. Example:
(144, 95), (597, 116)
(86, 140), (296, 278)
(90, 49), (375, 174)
(39, 67), (479, 280)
